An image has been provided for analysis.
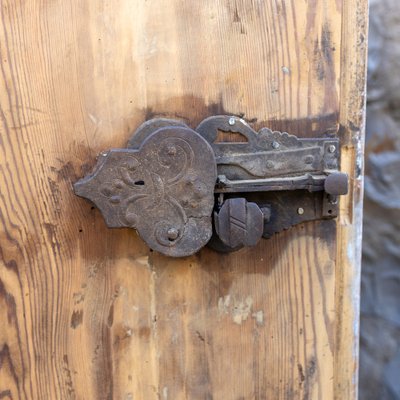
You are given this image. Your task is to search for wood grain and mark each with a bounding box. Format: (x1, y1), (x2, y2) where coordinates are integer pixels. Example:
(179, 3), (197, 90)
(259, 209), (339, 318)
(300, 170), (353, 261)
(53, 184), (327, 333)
(0, 1), (367, 399)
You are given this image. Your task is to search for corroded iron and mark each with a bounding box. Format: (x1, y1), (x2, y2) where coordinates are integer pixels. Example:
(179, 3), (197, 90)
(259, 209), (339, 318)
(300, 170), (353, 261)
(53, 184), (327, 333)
(74, 125), (217, 257)
(214, 198), (264, 250)
(74, 115), (348, 256)
(196, 115), (340, 180)
(196, 115), (348, 252)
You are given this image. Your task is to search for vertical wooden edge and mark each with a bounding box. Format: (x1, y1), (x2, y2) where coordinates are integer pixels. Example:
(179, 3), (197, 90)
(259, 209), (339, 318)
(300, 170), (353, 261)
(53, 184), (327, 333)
(336, 0), (369, 398)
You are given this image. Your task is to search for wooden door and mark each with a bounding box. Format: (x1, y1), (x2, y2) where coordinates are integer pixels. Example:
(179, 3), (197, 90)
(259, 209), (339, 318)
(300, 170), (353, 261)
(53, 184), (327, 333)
(0, 1), (367, 399)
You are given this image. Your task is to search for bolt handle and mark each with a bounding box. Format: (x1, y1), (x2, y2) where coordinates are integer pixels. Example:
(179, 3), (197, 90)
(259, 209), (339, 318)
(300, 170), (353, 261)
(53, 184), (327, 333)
(324, 172), (349, 196)
(214, 198), (265, 251)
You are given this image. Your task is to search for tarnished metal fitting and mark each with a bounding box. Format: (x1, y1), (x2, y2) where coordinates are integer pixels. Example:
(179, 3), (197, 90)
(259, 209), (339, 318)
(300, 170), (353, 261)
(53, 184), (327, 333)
(74, 115), (349, 256)
(214, 198), (264, 249)
(74, 124), (217, 257)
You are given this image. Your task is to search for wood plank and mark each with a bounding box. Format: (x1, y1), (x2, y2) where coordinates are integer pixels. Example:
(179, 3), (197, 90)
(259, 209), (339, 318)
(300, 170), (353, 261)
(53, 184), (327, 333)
(334, 1), (368, 398)
(0, 1), (367, 399)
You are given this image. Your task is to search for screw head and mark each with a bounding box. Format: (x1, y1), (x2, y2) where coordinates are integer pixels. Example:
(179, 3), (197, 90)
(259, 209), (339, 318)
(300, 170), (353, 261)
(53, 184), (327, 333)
(272, 141), (280, 149)
(304, 155), (314, 165)
(228, 117), (236, 126)
(125, 211), (138, 226)
(265, 160), (275, 169)
(297, 207), (304, 215)
(167, 145), (177, 155)
(328, 145), (336, 153)
(167, 228), (179, 241)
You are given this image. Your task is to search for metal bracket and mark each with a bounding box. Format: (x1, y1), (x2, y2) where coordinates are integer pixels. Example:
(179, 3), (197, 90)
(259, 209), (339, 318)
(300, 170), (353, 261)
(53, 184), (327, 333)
(74, 116), (348, 256)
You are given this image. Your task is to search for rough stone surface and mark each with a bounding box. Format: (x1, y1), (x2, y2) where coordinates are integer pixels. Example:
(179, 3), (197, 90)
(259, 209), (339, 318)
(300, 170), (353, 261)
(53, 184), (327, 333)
(360, 1), (400, 398)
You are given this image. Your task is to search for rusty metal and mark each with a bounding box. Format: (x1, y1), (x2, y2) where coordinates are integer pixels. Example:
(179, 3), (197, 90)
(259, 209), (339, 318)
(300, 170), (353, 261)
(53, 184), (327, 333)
(196, 115), (340, 180)
(195, 115), (348, 252)
(214, 198), (264, 250)
(324, 172), (349, 195)
(127, 118), (188, 149)
(74, 124), (217, 257)
(74, 115), (349, 256)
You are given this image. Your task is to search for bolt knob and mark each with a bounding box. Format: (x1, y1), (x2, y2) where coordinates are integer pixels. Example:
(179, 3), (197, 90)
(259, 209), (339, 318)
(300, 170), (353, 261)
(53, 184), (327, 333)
(324, 172), (349, 196)
(214, 198), (264, 250)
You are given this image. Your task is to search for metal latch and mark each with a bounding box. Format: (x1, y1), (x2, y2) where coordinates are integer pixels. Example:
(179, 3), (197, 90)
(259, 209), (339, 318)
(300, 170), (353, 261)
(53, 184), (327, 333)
(74, 116), (348, 257)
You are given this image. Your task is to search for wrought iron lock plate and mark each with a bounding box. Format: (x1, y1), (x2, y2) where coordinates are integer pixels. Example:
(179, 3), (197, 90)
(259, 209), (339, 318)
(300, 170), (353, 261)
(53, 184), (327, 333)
(74, 125), (217, 257)
(74, 116), (348, 257)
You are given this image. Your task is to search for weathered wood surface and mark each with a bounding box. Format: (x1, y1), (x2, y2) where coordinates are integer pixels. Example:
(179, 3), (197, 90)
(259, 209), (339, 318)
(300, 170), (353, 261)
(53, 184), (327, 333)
(0, 1), (367, 399)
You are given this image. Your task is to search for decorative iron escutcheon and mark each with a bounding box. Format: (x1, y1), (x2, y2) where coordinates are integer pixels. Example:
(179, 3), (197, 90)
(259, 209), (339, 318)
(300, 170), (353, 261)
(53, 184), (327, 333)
(74, 124), (217, 257)
(74, 116), (348, 257)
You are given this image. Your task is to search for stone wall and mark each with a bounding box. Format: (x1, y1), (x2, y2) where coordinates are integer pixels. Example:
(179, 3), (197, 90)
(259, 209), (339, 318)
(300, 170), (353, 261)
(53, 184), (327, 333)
(360, 0), (400, 398)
